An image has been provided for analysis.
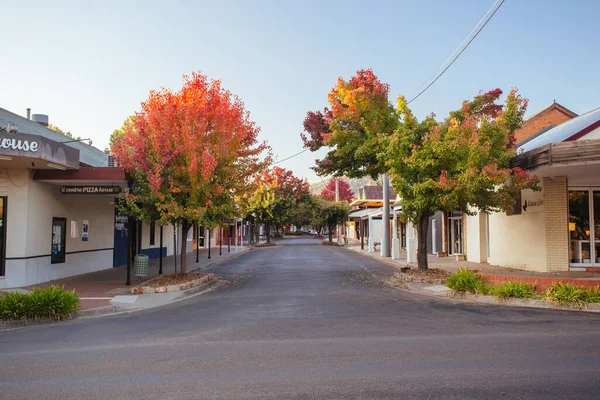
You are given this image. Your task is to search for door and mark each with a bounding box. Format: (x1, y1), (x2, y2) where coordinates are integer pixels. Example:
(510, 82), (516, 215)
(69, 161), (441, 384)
(0, 197), (6, 276)
(447, 212), (464, 255)
(113, 210), (129, 267)
(198, 226), (205, 248)
(51, 217), (66, 264)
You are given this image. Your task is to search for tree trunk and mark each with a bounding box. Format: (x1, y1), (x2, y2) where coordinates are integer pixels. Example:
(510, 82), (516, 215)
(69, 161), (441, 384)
(416, 213), (432, 270)
(328, 225), (334, 243)
(180, 221), (190, 274)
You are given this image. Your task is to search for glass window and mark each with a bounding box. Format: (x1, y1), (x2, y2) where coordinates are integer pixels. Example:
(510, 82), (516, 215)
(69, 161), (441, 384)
(569, 190), (591, 264)
(0, 197), (6, 276)
(594, 192), (600, 264)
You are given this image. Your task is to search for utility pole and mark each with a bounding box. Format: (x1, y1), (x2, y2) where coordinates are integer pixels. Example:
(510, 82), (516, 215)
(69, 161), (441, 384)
(382, 174), (391, 257)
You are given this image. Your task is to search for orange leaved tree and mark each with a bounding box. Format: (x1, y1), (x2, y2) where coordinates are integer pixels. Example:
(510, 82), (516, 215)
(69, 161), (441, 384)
(112, 71), (270, 273)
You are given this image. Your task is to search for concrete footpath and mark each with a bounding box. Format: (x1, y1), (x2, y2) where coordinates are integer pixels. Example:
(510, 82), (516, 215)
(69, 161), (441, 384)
(18, 245), (250, 313)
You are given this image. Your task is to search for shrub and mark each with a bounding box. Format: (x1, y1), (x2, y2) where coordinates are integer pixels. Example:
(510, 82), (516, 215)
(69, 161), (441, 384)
(494, 281), (537, 299)
(446, 268), (486, 293)
(0, 286), (80, 321)
(546, 282), (587, 308)
(584, 286), (600, 304)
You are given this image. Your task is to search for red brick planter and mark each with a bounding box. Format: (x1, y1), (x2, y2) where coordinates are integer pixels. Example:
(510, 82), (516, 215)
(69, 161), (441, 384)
(480, 274), (600, 293)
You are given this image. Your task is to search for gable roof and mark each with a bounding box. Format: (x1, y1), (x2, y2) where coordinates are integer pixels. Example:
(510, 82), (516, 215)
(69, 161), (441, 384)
(0, 107), (108, 167)
(522, 101), (578, 124)
(359, 185), (395, 201)
(517, 107), (600, 153)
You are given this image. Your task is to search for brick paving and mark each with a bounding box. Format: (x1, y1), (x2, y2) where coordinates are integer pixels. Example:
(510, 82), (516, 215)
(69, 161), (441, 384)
(27, 246), (248, 310)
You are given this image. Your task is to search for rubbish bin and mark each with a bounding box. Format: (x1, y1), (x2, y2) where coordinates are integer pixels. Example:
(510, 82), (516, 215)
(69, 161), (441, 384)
(134, 254), (149, 277)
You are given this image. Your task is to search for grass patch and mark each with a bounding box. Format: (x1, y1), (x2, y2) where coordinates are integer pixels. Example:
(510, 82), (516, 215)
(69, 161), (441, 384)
(494, 281), (537, 299)
(446, 268), (487, 293)
(0, 286), (80, 321)
(546, 282), (587, 308)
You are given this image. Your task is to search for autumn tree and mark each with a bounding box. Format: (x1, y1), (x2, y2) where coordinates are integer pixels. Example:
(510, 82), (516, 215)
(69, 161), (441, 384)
(245, 166), (310, 243)
(384, 89), (539, 270)
(313, 199), (350, 243)
(112, 71), (269, 273)
(320, 178), (354, 202)
(301, 69), (398, 179)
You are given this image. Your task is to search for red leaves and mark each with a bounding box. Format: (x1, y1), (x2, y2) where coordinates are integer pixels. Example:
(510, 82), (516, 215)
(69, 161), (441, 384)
(320, 179), (354, 202)
(111, 71), (270, 224)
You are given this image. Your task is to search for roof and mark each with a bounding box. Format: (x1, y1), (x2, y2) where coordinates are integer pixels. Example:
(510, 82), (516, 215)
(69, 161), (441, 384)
(517, 107), (600, 153)
(359, 185), (396, 201)
(0, 107), (109, 167)
(522, 101), (578, 123)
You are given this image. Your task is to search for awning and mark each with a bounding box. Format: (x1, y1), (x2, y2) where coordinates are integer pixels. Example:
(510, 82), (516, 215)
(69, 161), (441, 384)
(0, 132), (80, 170)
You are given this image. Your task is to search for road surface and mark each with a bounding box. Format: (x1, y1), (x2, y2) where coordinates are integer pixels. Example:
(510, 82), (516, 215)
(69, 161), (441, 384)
(1, 237), (599, 399)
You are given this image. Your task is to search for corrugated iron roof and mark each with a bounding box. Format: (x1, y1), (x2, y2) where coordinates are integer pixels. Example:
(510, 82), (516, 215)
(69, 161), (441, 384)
(0, 107), (109, 167)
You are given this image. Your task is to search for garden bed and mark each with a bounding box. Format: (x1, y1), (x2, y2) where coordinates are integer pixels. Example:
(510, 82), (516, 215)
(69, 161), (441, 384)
(322, 241), (342, 246)
(130, 272), (215, 294)
(393, 267), (449, 285)
(255, 242), (278, 248)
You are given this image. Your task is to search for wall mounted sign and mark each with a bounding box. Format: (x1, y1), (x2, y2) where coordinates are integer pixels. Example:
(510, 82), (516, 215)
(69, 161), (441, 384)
(521, 188), (544, 213)
(82, 220), (89, 242)
(61, 186), (122, 194)
(0, 132), (79, 168)
(0, 136), (39, 152)
(115, 214), (128, 231)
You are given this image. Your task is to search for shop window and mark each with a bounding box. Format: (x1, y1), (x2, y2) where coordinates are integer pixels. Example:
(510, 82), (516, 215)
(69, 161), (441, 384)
(0, 197), (6, 276)
(51, 217), (66, 264)
(568, 189), (600, 266)
(150, 221), (156, 246)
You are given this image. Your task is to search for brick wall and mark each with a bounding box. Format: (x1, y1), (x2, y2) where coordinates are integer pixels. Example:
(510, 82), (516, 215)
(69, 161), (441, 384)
(543, 177), (569, 271)
(515, 108), (574, 144)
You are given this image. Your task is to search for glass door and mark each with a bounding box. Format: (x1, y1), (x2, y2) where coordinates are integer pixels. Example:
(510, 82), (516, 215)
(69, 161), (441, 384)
(447, 212), (464, 255)
(51, 217), (66, 264)
(0, 197), (6, 276)
(568, 189), (600, 266)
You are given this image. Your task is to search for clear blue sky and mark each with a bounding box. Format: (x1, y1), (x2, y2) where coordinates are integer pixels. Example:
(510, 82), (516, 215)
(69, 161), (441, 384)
(3, 0), (599, 182)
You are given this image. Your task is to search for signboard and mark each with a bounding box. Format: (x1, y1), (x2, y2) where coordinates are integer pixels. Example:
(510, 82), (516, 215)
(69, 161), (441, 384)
(0, 132), (80, 168)
(521, 188), (544, 213)
(115, 214), (128, 231)
(61, 186), (122, 194)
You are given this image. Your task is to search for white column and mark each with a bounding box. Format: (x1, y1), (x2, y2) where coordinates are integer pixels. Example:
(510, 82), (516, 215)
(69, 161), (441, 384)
(368, 215), (374, 253)
(381, 174), (391, 257)
(392, 208), (400, 260)
(406, 219), (417, 263)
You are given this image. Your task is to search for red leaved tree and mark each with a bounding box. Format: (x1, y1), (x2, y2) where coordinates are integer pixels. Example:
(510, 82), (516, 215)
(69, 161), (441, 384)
(112, 71), (270, 273)
(320, 179), (354, 202)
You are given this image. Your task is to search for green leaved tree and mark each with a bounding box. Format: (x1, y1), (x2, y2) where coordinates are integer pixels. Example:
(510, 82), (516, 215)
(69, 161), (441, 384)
(384, 89), (539, 270)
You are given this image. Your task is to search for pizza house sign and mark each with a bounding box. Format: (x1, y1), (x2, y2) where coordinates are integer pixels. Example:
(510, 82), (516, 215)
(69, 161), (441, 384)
(61, 186), (122, 194)
(0, 136), (39, 152)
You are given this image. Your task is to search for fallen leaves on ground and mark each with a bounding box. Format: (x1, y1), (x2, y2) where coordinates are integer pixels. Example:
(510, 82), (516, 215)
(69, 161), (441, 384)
(147, 272), (210, 287)
(402, 268), (450, 279)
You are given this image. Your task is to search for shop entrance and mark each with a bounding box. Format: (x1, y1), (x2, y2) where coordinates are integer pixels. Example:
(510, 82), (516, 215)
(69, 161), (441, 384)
(0, 197), (6, 276)
(568, 189), (600, 266)
(51, 217), (66, 264)
(447, 212), (463, 255)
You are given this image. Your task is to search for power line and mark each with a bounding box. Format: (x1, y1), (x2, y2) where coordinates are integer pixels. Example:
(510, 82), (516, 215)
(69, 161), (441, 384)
(407, 0), (505, 105)
(275, 0), (505, 164)
(408, 0), (500, 98)
(273, 148), (309, 164)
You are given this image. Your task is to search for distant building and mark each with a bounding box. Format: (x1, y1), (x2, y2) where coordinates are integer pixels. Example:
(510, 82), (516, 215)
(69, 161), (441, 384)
(514, 101), (577, 144)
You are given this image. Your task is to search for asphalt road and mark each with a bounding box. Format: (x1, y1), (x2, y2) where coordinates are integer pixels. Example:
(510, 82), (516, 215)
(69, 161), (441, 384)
(1, 238), (600, 399)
